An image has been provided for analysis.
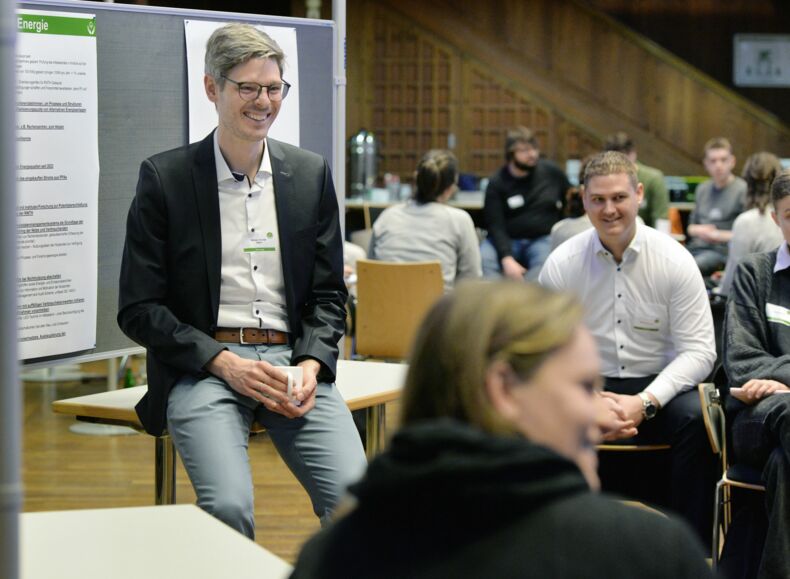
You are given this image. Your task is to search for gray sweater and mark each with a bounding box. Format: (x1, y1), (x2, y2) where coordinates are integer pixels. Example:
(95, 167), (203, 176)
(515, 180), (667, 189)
(718, 208), (783, 295)
(369, 201), (482, 290)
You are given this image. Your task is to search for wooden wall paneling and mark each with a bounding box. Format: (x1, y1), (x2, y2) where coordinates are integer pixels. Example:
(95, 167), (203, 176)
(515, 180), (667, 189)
(360, 0), (790, 175)
(552, 0), (596, 96)
(461, 61), (561, 177)
(364, 4), (458, 181)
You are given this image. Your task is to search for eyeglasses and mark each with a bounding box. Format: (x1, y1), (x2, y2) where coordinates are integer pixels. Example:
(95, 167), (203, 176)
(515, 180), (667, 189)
(221, 75), (291, 102)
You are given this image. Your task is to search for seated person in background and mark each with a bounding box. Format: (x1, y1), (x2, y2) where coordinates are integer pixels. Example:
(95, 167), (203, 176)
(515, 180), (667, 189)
(480, 126), (571, 281)
(687, 137), (747, 275)
(718, 152), (783, 296)
(723, 169), (790, 579)
(289, 281), (713, 579)
(550, 187), (592, 250)
(539, 151), (718, 546)
(604, 131), (669, 229)
(368, 149), (481, 290)
(343, 240), (366, 279)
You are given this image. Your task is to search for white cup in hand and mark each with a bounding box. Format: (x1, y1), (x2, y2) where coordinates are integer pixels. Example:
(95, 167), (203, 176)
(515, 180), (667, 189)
(275, 366), (303, 406)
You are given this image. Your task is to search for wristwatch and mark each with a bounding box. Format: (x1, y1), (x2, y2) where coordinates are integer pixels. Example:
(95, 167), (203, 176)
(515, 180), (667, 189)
(638, 392), (657, 420)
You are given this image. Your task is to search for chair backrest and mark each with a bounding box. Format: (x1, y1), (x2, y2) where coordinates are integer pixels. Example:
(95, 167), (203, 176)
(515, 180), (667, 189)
(698, 382), (727, 471)
(355, 259), (444, 359)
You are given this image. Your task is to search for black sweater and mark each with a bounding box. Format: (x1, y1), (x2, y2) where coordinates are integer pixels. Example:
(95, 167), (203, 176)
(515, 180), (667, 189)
(483, 160), (570, 259)
(290, 420), (713, 579)
(724, 249), (790, 411)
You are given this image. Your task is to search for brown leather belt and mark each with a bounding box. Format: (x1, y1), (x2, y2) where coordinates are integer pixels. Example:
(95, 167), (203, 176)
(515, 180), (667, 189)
(214, 327), (290, 345)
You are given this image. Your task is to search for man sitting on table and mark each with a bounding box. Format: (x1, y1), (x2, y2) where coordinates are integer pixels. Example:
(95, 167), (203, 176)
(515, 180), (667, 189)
(539, 151), (717, 545)
(117, 23), (366, 539)
(723, 169), (790, 579)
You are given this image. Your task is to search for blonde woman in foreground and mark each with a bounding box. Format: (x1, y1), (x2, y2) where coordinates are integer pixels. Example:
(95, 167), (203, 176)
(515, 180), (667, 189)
(290, 281), (713, 579)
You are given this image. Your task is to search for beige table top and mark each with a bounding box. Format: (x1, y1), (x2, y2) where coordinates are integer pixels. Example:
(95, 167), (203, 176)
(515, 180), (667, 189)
(53, 359), (407, 427)
(20, 504), (292, 579)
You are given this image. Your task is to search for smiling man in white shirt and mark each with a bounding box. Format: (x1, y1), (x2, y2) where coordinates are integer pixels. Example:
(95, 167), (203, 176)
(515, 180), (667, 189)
(539, 151), (717, 546)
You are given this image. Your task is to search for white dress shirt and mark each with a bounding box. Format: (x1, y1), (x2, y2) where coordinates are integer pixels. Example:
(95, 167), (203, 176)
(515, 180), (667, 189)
(214, 133), (289, 332)
(774, 241), (790, 273)
(539, 223), (716, 407)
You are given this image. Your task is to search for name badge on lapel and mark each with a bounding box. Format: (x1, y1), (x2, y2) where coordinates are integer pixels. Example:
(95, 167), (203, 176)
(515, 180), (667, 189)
(243, 231), (277, 254)
(507, 195), (525, 209)
(766, 303), (790, 327)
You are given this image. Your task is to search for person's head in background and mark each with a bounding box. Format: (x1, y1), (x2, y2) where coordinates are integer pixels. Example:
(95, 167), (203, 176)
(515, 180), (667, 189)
(505, 126), (540, 175)
(564, 155), (595, 218)
(742, 152), (782, 215)
(401, 281), (601, 489)
(702, 137), (737, 188)
(770, 169), (790, 245)
(413, 149), (458, 205)
(582, 151), (643, 260)
(603, 131), (637, 163)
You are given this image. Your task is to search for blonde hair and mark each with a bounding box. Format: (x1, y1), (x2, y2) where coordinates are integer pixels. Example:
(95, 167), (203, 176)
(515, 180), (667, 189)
(583, 151), (638, 190)
(400, 281), (584, 435)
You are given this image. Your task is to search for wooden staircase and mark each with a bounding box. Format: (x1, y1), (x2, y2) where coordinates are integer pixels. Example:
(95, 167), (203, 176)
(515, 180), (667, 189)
(347, 0), (790, 179)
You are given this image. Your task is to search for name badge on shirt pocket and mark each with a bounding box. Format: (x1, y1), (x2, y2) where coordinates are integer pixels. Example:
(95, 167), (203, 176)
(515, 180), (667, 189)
(766, 303), (790, 327)
(507, 195), (525, 209)
(243, 231), (277, 254)
(632, 303), (666, 332)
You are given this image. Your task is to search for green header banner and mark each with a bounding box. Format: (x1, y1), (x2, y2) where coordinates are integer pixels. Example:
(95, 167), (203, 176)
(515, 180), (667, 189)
(18, 14), (97, 37)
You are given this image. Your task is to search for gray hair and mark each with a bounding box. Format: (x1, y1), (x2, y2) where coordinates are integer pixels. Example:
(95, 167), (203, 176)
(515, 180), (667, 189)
(205, 23), (285, 88)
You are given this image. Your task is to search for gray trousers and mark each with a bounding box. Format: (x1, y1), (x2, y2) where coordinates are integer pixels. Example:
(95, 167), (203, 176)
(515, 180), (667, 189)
(167, 343), (367, 539)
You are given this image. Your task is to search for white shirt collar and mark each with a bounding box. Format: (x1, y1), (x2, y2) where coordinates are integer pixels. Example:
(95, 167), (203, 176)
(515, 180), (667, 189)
(213, 131), (272, 185)
(593, 220), (644, 259)
(774, 242), (790, 273)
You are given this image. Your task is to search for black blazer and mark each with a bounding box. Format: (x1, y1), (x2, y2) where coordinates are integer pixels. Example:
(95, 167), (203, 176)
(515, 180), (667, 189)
(118, 132), (348, 435)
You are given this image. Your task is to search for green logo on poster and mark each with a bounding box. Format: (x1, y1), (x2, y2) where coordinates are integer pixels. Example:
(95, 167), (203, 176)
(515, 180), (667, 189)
(87, 20), (96, 36)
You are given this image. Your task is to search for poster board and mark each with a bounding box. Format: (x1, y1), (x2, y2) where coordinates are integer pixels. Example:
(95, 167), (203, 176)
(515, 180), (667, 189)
(20, 0), (335, 366)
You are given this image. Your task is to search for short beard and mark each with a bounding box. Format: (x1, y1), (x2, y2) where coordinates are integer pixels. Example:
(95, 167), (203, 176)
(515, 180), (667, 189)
(512, 159), (534, 172)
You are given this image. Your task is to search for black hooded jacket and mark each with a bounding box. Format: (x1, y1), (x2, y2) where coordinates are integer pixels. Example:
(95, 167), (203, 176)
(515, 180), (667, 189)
(290, 420), (713, 579)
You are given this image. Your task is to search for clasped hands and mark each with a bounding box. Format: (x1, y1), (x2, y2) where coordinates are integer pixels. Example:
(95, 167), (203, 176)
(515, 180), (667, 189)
(207, 350), (320, 418)
(594, 391), (655, 441)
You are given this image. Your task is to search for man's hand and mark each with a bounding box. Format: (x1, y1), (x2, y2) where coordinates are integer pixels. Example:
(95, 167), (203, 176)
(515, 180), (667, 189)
(600, 391), (660, 430)
(206, 350), (306, 418)
(595, 392), (638, 440)
(730, 379), (790, 405)
(688, 223), (726, 244)
(501, 256), (527, 280)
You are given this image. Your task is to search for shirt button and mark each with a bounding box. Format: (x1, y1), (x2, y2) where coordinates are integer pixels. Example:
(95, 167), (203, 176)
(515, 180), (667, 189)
(248, 193), (252, 198)
(253, 265), (258, 271)
(620, 345), (624, 349)
(256, 310), (260, 315)
(617, 320), (621, 324)
(617, 267), (621, 272)
(620, 366), (625, 370)
(617, 294), (622, 298)
(251, 228), (255, 232)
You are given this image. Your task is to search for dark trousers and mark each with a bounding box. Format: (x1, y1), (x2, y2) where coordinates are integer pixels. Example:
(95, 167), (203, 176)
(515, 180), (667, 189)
(599, 376), (717, 548)
(730, 394), (790, 579)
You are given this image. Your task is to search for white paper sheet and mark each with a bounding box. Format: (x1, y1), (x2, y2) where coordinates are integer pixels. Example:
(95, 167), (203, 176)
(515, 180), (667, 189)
(16, 9), (99, 360)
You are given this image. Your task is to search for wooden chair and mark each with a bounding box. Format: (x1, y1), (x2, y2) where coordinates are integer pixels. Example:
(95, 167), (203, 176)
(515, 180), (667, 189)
(355, 259), (444, 360)
(698, 382), (766, 570)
